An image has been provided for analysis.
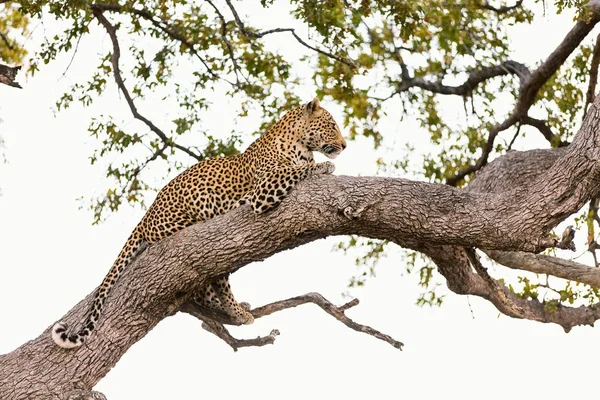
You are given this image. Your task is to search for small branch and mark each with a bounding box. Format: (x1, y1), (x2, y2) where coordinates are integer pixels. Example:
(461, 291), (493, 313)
(466, 248), (532, 319)
(205, 0), (243, 85)
(583, 32), (600, 120)
(251, 293), (403, 350)
(521, 115), (569, 147)
(202, 318), (280, 352)
(93, 3), (236, 87)
(224, 0), (356, 69)
(0, 63), (21, 88)
(91, 7), (202, 161)
(182, 292), (403, 351)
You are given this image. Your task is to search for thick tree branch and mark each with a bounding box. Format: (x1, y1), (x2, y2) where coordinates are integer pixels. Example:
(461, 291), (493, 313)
(446, 13), (600, 185)
(0, 63), (21, 88)
(416, 120), (600, 330)
(397, 60), (530, 96)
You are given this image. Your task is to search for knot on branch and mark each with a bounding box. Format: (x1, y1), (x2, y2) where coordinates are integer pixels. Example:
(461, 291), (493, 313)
(558, 225), (576, 251)
(64, 390), (107, 400)
(537, 225), (576, 252)
(342, 206), (366, 219)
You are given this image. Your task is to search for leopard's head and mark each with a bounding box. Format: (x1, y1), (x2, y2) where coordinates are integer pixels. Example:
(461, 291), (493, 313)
(302, 97), (347, 159)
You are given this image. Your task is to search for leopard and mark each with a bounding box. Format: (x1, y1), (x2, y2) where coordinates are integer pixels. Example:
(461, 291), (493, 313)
(52, 97), (347, 348)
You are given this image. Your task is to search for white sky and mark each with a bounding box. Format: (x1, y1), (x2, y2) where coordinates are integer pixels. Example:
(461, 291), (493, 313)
(0, 3), (598, 399)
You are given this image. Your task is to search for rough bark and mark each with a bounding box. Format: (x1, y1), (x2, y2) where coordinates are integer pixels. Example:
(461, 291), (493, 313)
(3, 85), (600, 400)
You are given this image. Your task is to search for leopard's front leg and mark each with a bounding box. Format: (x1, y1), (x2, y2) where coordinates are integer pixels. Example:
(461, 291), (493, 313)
(251, 161), (335, 214)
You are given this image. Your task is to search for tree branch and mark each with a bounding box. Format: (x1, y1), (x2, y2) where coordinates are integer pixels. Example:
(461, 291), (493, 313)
(205, 0), (243, 86)
(183, 292), (403, 351)
(223, 0), (356, 69)
(485, 249), (600, 288)
(584, 32), (600, 120)
(427, 244), (600, 332)
(446, 13), (600, 185)
(91, 3), (239, 87)
(396, 60), (530, 96)
(521, 115), (569, 147)
(91, 7), (203, 161)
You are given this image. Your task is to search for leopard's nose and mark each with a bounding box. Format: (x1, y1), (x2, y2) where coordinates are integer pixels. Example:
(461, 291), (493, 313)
(341, 141), (347, 150)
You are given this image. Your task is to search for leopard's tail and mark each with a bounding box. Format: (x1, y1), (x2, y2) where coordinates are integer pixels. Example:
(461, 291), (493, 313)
(51, 225), (148, 349)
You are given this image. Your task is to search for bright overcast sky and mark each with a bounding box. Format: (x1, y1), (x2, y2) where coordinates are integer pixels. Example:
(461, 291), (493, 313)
(0, 3), (597, 400)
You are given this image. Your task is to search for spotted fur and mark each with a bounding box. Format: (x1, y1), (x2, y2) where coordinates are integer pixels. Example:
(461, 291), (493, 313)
(51, 97), (346, 349)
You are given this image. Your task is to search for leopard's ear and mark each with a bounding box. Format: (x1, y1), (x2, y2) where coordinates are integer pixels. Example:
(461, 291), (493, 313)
(305, 97), (321, 115)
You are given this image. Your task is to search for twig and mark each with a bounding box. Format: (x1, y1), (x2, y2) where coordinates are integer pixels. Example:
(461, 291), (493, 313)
(202, 318), (280, 352)
(204, 0), (244, 85)
(60, 22), (90, 78)
(506, 121), (521, 150)
(224, 0), (356, 69)
(93, 3), (237, 87)
(91, 7), (202, 161)
(182, 292), (404, 351)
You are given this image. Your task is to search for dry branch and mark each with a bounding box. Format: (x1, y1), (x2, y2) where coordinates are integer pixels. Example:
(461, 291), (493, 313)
(183, 293), (403, 351)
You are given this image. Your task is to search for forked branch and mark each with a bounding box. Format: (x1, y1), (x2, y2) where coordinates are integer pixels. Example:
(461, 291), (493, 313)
(446, 14), (600, 185)
(91, 7), (202, 161)
(182, 292), (404, 351)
